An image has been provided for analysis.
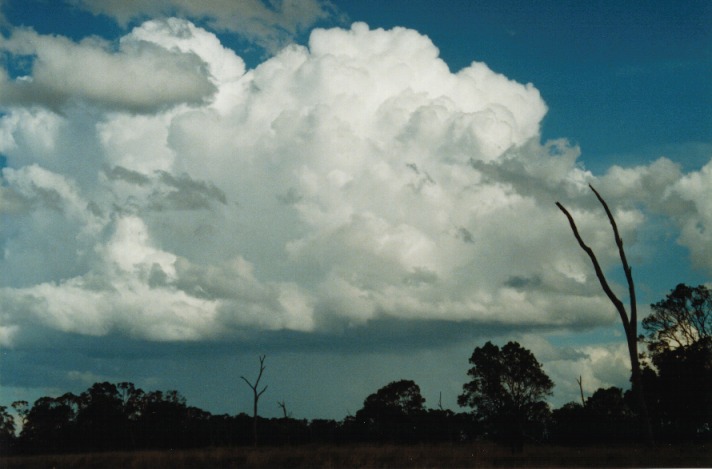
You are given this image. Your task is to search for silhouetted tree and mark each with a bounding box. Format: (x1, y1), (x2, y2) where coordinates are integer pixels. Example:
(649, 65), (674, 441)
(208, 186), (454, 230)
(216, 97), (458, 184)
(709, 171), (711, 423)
(308, 418), (341, 444)
(11, 401), (29, 429)
(551, 387), (637, 446)
(551, 402), (587, 445)
(642, 283), (711, 356)
(352, 379), (426, 442)
(241, 354), (268, 446)
(277, 400), (290, 418)
(362, 379), (426, 415)
(20, 396), (75, 453)
(0, 405), (15, 454)
(556, 185), (653, 443)
(587, 387), (637, 443)
(140, 390), (193, 448)
(458, 341), (553, 450)
(76, 382), (127, 451)
(640, 284), (712, 439)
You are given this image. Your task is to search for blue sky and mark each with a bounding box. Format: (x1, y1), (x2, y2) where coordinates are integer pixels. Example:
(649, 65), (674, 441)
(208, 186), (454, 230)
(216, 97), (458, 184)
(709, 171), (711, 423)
(0, 0), (710, 420)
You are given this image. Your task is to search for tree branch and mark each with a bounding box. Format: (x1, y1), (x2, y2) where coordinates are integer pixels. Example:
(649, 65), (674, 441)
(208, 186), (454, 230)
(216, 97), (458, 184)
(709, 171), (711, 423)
(589, 184), (638, 328)
(555, 200), (631, 336)
(557, 187), (653, 444)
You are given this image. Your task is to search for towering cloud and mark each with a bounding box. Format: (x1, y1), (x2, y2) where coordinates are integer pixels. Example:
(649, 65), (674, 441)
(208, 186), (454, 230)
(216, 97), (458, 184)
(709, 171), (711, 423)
(1, 20), (709, 352)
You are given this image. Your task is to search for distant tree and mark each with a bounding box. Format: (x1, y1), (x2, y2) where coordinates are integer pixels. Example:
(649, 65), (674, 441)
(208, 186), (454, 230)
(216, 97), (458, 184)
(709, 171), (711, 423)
(139, 389), (191, 448)
(551, 402), (587, 445)
(353, 379), (426, 442)
(10, 401), (29, 431)
(308, 418), (341, 444)
(21, 396), (75, 453)
(117, 381), (145, 420)
(362, 379), (426, 416)
(0, 405), (15, 454)
(551, 387), (637, 445)
(241, 355), (268, 446)
(458, 341), (553, 450)
(640, 284), (712, 439)
(642, 283), (711, 357)
(277, 400), (290, 419)
(586, 387), (636, 442)
(556, 185), (653, 443)
(76, 382), (127, 451)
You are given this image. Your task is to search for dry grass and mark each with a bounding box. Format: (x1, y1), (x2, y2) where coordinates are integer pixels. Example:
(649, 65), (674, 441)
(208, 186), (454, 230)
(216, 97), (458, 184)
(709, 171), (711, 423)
(1, 442), (709, 468)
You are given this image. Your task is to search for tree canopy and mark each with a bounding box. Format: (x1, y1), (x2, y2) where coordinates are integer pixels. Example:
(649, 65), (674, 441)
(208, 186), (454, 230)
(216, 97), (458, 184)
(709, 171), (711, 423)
(458, 341), (553, 448)
(640, 283), (712, 439)
(350, 379), (427, 442)
(360, 379), (425, 417)
(642, 283), (711, 358)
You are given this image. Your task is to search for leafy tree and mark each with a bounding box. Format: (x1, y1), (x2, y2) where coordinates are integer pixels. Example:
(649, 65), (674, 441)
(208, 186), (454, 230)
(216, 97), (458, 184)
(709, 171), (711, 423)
(586, 387), (636, 442)
(11, 401), (29, 430)
(352, 379), (426, 442)
(642, 283), (711, 357)
(139, 390), (192, 448)
(458, 341), (553, 449)
(20, 396), (75, 453)
(551, 402), (587, 445)
(0, 405), (15, 454)
(361, 379), (426, 416)
(551, 387), (637, 445)
(76, 382), (127, 450)
(117, 381), (145, 420)
(640, 284), (712, 439)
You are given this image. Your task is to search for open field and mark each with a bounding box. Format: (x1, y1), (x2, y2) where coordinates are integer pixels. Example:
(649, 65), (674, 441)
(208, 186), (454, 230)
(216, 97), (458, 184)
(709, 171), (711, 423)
(2, 443), (710, 468)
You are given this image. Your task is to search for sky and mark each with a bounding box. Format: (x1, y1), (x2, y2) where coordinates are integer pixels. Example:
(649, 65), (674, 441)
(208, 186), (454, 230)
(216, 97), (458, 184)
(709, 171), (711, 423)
(0, 0), (710, 421)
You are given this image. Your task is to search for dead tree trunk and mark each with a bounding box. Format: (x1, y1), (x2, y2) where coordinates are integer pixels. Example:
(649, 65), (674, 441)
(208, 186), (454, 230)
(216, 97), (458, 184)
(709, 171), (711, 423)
(277, 400), (289, 419)
(241, 354), (268, 446)
(576, 375), (585, 407)
(556, 184), (653, 444)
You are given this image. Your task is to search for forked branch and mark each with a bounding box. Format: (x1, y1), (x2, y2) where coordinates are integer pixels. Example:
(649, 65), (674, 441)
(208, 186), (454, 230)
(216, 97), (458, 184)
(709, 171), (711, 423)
(588, 185), (638, 327)
(556, 185), (652, 443)
(241, 354), (268, 398)
(242, 354), (268, 445)
(555, 196), (631, 336)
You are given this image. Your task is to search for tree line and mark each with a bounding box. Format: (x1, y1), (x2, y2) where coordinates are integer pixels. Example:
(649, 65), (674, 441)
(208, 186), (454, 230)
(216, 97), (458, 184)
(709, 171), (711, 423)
(0, 283), (710, 455)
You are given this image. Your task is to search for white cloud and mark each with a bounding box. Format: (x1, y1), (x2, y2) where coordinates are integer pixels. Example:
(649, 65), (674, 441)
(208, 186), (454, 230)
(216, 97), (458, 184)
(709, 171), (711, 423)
(668, 159), (712, 271)
(518, 334), (632, 405)
(1, 20), (705, 346)
(594, 154), (712, 273)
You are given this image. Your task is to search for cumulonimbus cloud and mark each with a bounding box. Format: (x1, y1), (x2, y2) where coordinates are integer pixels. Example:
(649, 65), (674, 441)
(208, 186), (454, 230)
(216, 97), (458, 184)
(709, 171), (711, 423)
(1, 20), (710, 346)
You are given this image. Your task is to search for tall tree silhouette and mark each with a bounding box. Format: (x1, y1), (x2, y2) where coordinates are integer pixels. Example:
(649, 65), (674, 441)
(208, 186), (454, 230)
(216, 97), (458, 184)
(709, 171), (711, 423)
(0, 406), (15, 453)
(641, 284), (712, 438)
(556, 184), (653, 443)
(241, 354), (268, 446)
(459, 341), (553, 450)
(353, 379), (426, 442)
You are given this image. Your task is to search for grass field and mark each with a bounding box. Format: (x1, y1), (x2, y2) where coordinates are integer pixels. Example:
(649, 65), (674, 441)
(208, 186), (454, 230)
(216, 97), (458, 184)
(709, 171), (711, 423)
(1, 442), (710, 468)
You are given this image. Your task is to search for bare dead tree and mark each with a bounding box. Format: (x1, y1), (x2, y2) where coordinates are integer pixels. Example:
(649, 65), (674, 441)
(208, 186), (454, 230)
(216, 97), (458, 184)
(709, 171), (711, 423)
(277, 399), (290, 419)
(556, 184), (653, 444)
(576, 375), (585, 407)
(242, 354), (268, 446)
